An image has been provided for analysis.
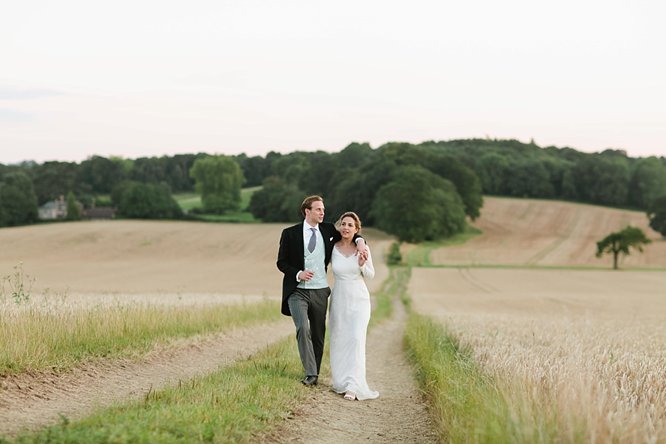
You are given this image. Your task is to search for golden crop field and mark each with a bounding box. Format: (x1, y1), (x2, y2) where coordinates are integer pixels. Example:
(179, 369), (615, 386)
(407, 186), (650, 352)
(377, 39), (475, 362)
(410, 197), (666, 442)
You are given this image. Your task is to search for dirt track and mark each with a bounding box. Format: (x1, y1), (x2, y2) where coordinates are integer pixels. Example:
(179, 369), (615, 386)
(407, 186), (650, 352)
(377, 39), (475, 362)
(263, 299), (438, 443)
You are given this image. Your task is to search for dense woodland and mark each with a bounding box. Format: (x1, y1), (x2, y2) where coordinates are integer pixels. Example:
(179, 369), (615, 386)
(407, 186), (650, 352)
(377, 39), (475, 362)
(1, 139), (665, 241)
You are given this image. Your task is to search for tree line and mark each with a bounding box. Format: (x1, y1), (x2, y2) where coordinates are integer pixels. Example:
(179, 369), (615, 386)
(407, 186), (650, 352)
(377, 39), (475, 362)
(1, 139), (665, 242)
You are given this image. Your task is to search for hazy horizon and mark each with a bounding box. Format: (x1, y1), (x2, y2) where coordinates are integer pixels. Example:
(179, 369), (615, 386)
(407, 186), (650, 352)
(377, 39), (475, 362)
(2, 0), (665, 164)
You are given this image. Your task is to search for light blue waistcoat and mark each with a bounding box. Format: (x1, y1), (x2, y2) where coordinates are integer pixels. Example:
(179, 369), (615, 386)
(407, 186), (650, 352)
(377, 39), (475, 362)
(298, 231), (327, 290)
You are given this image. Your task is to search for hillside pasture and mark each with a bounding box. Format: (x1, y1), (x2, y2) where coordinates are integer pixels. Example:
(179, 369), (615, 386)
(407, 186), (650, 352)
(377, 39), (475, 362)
(431, 197), (666, 268)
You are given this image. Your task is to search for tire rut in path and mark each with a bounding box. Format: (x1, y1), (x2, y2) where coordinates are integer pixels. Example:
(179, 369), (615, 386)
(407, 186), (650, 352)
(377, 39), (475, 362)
(0, 320), (294, 438)
(263, 301), (439, 443)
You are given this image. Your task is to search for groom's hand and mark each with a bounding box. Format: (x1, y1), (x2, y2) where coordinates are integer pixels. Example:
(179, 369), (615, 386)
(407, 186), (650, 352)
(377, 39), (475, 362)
(355, 238), (368, 256)
(298, 269), (315, 281)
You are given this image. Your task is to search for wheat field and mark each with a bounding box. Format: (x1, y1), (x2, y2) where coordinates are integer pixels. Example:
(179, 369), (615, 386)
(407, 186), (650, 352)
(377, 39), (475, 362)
(410, 197), (666, 442)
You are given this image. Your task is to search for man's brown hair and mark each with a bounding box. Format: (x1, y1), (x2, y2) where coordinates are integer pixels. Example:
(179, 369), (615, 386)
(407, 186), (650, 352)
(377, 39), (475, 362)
(300, 195), (323, 217)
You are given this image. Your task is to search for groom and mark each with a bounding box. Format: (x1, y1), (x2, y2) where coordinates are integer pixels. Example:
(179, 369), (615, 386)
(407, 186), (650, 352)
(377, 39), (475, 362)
(276, 195), (366, 386)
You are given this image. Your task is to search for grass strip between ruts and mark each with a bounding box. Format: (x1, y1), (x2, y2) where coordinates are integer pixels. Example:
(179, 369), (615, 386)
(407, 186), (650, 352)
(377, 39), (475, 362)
(4, 338), (306, 444)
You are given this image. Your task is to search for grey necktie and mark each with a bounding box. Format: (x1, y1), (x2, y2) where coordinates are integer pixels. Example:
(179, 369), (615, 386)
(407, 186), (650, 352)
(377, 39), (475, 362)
(308, 228), (317, 253)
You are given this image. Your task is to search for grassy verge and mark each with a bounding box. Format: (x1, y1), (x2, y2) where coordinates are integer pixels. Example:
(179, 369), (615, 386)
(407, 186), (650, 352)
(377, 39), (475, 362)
(0, 300), (281, 375)
(370, 266), (410, 326)
(175, 187), (260, 223)
(405, 225), (482, 267)
(6, 338), (307, 444)
(404, 313), (562, 443)
(173, 192), (200, 212)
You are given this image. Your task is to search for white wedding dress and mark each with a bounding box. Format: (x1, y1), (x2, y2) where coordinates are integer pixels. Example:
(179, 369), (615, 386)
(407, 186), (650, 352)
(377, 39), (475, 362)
(329, 245), (379, 400)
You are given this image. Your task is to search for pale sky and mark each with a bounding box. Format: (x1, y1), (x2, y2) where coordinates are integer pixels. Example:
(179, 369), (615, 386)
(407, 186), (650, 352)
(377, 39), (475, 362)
(2, 0), (665, 164)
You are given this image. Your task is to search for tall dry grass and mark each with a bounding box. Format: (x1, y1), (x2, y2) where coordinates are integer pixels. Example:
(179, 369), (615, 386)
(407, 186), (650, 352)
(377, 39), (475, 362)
(441, 313), (666, 443)
(0, 290), (281, 375)
(410, 267), (666, 443)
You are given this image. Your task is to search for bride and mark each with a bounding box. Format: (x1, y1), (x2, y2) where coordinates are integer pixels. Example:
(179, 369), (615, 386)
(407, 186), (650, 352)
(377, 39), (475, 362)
(329, 211), (379, 401)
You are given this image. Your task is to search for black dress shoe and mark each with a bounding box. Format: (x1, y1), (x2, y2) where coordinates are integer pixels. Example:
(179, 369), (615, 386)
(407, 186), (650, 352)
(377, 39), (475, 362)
(301, 375), (318, 386)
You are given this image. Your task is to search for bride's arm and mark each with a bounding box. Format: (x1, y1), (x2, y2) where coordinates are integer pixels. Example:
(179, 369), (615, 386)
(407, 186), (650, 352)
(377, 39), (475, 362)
(360, 247), (375, 279)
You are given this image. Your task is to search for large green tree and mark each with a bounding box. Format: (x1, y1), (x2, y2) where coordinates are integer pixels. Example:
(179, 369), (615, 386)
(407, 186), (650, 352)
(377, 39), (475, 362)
(422, 152), (483, 220)
(32, 161), (80, 204)
(628, 157), (666, 209)
(78, 155), (130, 194)
(573, 155), (630, 206)
(477, 152), (509, 195)
(0, 172), (39, 227)
(115, 181), (182, 219)
(234, 154), (271, 187)
(326, 154), (396, 225)
(371, 166), (466, 243)
(189, 155), (244, 214)
(505, 159), (555, 198)
(595, 226), (651, 270)
(247, 177), (304, 222)
(375, 144), (483, 220)
(647, 195), (666, 237)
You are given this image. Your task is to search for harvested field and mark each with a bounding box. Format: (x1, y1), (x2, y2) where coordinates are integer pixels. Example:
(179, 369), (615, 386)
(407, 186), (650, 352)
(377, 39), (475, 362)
(0, 220), (283, 297)
(0, 221), (390, 300)
(430, 197), (666, 268)
(410, 267), (666, 442)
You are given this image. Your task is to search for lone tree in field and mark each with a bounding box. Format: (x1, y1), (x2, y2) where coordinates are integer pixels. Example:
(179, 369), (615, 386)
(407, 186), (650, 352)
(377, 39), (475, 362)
(596, 226), (651, 270)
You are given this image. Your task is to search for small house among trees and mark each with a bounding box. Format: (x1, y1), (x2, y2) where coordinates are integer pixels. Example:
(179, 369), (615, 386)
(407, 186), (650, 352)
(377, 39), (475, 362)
(38, 196), (67, 220)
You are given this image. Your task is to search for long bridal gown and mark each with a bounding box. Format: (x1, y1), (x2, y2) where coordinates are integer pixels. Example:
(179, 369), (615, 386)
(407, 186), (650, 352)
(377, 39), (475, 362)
(329, 245), (379, 400)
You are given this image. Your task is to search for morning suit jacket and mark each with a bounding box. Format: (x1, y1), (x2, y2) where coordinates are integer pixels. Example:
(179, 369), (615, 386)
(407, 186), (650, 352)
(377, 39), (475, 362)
(277, 222), (359, 316)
